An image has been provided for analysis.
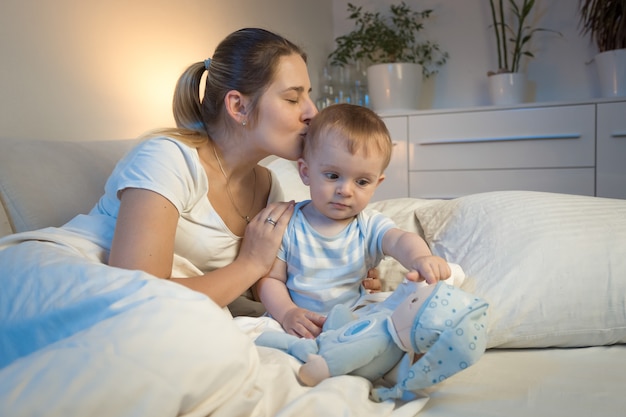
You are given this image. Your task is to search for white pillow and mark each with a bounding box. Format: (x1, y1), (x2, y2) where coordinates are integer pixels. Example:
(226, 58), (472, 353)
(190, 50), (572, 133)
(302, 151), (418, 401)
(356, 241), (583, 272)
(413, 191), (626, 349)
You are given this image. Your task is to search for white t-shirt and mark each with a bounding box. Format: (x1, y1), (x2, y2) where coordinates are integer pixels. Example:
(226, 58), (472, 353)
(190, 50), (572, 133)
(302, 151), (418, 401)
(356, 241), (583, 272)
(70, 136), (284, 272)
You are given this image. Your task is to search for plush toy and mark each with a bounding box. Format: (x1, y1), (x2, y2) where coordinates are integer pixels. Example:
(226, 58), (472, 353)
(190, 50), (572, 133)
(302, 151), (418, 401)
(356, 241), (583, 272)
(255, 278), (489, 402)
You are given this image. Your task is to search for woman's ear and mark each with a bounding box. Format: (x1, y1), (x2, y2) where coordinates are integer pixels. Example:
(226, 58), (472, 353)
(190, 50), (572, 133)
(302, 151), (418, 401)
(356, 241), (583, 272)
(224, 90), (250, 125)
(297, 158), (310, 186)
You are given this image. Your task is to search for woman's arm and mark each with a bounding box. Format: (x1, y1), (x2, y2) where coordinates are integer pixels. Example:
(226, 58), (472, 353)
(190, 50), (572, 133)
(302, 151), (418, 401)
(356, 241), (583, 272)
(109, 188), (294, 307)
(109, 188), (178, 278)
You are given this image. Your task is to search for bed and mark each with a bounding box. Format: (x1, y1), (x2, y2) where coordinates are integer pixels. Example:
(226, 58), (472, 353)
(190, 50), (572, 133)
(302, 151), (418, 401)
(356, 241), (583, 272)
(0, 137), (625, 416)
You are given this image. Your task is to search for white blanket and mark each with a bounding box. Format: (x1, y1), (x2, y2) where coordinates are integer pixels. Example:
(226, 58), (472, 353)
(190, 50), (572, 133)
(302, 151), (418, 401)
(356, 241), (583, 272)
(0, 229), (428, 416)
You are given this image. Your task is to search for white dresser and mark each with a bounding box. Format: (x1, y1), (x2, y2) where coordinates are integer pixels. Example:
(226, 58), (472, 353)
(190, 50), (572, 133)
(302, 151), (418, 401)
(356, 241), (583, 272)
(374, 99), (626, 201)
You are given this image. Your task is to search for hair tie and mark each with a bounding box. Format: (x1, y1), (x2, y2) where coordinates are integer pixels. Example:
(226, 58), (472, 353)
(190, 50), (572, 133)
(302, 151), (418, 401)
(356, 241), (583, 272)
(204, 58), (212, 70)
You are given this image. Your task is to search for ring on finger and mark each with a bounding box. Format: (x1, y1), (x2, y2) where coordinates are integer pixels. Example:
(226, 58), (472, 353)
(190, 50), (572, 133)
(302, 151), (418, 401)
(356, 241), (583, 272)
(265, 217), (277, 227)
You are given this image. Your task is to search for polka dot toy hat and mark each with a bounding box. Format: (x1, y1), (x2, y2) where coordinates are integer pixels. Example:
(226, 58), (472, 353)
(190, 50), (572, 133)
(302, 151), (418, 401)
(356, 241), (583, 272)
(372, 281), (489, 402)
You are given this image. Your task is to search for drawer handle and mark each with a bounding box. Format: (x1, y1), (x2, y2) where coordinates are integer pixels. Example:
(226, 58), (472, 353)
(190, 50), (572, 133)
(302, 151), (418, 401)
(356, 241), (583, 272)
(418, 133), (581, 145)
(612, 131), (626, 138)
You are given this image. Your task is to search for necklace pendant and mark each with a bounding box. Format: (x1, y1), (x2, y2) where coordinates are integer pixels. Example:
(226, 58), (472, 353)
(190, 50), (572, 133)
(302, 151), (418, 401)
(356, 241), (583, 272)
(244, 216), (251, 223)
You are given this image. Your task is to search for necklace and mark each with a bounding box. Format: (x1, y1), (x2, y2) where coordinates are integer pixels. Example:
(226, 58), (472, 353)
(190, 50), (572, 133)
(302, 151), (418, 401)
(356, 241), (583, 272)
(212, 144), (257, 223)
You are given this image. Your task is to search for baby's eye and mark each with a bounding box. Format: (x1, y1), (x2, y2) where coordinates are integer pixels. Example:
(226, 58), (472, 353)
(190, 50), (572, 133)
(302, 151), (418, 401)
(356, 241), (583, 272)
(356, 179), (371, 187)
(324, 172), (339, 180)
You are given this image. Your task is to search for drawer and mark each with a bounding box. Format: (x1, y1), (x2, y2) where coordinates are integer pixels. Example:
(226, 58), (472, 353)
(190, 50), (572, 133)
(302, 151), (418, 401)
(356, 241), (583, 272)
(408, 105), (595, 170)
(409, 168), (595, 199)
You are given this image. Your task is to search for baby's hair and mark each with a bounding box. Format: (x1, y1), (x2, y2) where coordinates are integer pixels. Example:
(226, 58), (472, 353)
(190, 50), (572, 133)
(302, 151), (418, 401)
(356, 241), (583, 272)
(304, 103), (392, 170)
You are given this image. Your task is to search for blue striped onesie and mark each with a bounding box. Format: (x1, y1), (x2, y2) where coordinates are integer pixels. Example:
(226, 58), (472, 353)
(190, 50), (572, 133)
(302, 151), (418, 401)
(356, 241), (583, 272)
(277, 200), (395, 314)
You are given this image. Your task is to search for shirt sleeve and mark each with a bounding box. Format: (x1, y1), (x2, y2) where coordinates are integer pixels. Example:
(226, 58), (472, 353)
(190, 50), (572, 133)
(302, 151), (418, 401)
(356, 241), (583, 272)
(105, 137), (205, 214)
(361, 209), (397, 268)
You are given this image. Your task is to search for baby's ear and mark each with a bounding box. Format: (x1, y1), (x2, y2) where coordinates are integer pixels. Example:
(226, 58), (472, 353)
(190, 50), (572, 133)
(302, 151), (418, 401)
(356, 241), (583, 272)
(297, 158), (310, 185)
(375, 173), (385, 187)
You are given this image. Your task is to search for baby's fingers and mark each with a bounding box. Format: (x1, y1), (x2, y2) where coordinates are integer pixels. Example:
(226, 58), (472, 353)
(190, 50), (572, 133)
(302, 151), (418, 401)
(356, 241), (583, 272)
(405, 270), (422, 282)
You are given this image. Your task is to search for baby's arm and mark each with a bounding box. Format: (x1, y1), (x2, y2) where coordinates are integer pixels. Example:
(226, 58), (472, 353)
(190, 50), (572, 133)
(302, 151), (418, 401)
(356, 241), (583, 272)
(381, 228), (451, 284)
(256, 259), (326, 338)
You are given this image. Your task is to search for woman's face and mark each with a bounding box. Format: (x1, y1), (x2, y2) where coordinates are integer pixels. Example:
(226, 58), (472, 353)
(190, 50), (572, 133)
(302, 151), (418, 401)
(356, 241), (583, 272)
(254, 54), (318, 161)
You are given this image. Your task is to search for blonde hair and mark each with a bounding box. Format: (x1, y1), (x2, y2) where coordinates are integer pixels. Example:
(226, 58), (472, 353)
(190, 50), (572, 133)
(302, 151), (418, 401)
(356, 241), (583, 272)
(144, 28), (307, 147)
(303, 103), (392, 170)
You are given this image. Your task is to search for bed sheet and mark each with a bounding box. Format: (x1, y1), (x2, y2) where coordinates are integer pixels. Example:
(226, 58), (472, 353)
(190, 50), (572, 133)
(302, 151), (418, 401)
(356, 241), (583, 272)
(417, 344), (626, 417)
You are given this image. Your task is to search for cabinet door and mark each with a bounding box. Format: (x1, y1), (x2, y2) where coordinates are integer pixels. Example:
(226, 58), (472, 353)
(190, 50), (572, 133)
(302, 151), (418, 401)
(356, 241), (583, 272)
(374, 116), (409, 201)
(597, 102), (626, 199)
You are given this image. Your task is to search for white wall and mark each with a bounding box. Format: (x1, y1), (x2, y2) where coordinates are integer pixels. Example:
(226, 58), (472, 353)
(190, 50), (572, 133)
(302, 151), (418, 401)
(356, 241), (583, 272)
(0, 0), (333, 141)
(331, 0), (601, 109)
(0, 0), (605, 142)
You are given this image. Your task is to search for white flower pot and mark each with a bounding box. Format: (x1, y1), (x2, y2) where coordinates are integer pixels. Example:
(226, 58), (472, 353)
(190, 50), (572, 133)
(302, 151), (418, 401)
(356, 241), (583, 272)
(366, 63), (423, 112)
(488, 72), (526, 106)
(595, 49), (626, 98)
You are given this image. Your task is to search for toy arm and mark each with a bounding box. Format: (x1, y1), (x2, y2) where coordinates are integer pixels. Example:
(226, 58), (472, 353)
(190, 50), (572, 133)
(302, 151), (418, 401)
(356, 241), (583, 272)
(254, 331), (318, 363)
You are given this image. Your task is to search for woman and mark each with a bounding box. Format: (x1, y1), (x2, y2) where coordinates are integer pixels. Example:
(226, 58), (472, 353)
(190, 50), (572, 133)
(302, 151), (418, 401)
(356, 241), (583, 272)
(103, 27), (379, 310)
(106, 27), (317, 310)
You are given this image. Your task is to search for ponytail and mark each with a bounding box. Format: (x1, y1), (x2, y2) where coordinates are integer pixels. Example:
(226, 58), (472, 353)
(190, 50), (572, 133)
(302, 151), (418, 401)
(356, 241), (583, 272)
(172, 62), (206, 132)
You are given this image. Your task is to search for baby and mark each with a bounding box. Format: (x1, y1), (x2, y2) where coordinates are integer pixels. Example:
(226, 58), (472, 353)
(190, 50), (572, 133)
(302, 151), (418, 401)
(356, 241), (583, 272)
(256, 103), (450, 338)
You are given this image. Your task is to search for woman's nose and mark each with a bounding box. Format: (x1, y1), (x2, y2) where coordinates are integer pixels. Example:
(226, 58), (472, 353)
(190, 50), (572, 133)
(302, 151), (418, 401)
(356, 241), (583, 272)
(302, 96), (318, 124)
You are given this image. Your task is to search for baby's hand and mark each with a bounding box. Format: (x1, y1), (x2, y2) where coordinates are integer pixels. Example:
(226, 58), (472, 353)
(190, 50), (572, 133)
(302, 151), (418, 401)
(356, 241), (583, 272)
(282, 307), (326, 339)
(362, 267), (382, 293)
(405, 256), (451, 284)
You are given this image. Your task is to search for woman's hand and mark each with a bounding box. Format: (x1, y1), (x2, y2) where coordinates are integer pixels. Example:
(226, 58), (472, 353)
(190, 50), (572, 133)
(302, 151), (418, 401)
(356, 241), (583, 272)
(282, 307), (326, 339)
(237, 200), (295, 278)
(362, 267), (382, 292)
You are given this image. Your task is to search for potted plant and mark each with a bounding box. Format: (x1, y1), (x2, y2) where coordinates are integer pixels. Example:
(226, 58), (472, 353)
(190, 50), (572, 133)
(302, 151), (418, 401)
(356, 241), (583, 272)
(578, 0), (626, 97)
(487, 0), (561, 105)
(328, 1), (448, 112)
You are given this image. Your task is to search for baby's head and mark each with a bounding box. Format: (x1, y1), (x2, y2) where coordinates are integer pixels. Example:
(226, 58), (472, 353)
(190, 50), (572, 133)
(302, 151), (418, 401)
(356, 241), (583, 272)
(298, 104), (393, 219)
(303, 103), (392, 173)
